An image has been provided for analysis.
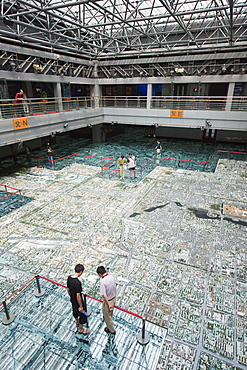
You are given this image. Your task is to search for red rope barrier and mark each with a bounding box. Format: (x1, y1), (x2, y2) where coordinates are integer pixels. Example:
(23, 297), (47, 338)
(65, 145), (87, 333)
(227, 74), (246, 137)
(0, 276), (36, 306)
(0, 184), (21, 202)
(74, 154), (116, 161)
(33, 154), (116, 162)
(28, 150), (247, 173)
(217, 150), (247, 155)
(0, 184), (20, 191)
(0, 190), (20, 202)
(38, 275), (143, 319)
(160, 156), (209, 164)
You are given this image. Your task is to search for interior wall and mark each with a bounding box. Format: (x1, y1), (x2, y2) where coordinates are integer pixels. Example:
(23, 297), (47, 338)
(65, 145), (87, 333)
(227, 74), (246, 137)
(216, 130), (247, 143)
(0, 138), (42, 160)
(155, 126), (247, 143)
(155, 126), (202, 140)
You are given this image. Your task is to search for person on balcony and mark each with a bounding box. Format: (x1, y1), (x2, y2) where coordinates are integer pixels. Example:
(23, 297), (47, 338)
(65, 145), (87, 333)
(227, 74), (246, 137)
(14, 89), (24, 117)
(22, 91), (29, 114)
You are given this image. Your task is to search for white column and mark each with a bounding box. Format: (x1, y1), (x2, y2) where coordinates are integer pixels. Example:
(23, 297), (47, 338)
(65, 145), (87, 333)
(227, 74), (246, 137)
(91, 83), (102, 108)
(92, 124), (104, 142)
(53, 82), (63, 112)
(147, 83), (152, 109)
(225, 82), (235, 111)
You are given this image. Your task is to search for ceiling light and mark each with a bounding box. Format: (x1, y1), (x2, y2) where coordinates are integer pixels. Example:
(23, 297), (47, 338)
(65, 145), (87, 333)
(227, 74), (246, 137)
(10, 61), (17, 71)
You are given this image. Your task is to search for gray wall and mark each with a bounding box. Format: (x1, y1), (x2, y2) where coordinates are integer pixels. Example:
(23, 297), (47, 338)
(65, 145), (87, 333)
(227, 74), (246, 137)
(0, 106), (246, 150)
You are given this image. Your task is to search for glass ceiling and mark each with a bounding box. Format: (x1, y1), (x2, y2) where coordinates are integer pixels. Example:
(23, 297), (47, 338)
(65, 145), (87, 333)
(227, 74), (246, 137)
(1, 0), (247, 59)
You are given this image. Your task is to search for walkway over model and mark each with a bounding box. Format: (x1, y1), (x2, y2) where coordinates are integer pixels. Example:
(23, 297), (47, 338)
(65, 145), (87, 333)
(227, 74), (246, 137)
(0, 276), (166, 369)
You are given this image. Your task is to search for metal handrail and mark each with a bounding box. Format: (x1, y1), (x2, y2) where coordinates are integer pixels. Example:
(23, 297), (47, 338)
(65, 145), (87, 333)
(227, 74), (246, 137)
(1, 95), (247, 120)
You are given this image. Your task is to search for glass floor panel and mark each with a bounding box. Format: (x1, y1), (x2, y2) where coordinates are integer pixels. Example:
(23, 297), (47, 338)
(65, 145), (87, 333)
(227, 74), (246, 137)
(0, 191), (33, 217)
(0, 278), (166, 370)
(1, 127), (247, 176)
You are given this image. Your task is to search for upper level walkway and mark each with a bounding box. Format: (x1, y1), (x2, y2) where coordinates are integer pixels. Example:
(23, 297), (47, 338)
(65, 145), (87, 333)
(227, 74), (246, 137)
(1, 95), (247, 119)
(0, 95), (247, 149)
(0, 276), (166, 370)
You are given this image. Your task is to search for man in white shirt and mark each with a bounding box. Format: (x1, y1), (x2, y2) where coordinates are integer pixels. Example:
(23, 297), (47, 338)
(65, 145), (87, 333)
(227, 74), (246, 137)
(127, 153), (136, 180)
(97, 266), (116, 334)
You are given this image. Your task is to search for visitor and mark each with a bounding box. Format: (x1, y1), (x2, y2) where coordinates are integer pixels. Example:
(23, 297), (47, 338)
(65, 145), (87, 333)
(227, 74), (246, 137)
(97, 266), (116, 334)
(118, 155), (127, 180)
(127, 153), (136, 180)
(155, 140), (162, 155)
(67, 264), (90, 335)
(46, 144), (54, 168)
(14, 89), (24, 117)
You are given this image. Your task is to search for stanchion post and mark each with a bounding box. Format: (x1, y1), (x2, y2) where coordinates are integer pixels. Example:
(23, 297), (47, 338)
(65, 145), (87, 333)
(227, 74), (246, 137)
(2, 300), (15, 325)
(34, 275), (45, 297)
(5, 185), (8, 196)
(137, 317), (150, 345)
(19, 190), (23, 203)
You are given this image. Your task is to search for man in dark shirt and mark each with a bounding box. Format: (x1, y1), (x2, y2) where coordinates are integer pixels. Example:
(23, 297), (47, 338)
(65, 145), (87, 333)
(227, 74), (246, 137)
(67, 264), (90, 335)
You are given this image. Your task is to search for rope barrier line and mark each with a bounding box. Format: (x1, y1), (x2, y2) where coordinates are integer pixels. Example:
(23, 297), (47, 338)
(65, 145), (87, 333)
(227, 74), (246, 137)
(30, 149), (247, 172)
(74, 154), (116, 161)
(0, 184), (20, 191)
(159, 156), (209, 164)
(33, 154), (117, 162)
(0, 184), (21, 202)
(0, 191), (20, 202)
(38, 275), (143, 319)
(0, 276), (36, 307)
(1, 150), (246, 202)
(217, 150), (247, 155)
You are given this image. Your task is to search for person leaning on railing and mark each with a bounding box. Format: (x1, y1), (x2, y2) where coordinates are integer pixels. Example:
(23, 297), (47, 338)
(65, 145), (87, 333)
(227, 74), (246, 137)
(14, 89), (24, 117)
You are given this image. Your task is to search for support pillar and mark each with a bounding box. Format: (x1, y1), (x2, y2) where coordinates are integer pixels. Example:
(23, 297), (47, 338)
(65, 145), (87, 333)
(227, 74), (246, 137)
(92, 124), (104, 142)
(53, 83), (63, 112)
(147, 83), (152, 110)
(25, 81), (33, 99)
(91, 84), (102, 108)
(225, 82), (235, 111)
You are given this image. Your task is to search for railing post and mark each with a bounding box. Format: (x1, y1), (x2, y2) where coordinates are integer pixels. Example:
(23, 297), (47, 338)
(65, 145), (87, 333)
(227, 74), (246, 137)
(34, 275), (45, 297)
(137, 317), (150, 345)
(5, 185), (8, 196)
(2, 300), (15, 325)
